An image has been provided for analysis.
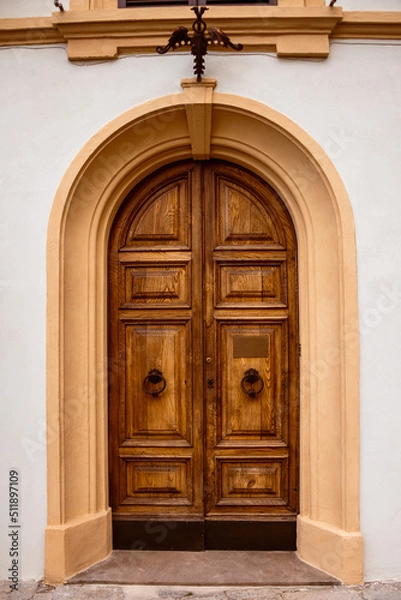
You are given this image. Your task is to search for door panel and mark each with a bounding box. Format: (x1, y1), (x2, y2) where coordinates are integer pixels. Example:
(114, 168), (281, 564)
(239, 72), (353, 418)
(124, 264), (191, 307)
(215, 178), (285, 247)
(216, 258), (288, 307)
(125, 179), (191, 248)
(217, 458), (289, 504)
(121, 457), (193, 503)
(124, 322), (191, 443)
(218, 321), (287, 442)
(108, 160), (299, 549)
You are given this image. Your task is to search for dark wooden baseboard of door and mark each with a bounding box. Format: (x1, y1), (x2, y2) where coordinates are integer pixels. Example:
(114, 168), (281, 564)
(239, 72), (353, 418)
(113, 519), (296, 551)
(205, 520), (296, 551)
(113, 520), (205, 550)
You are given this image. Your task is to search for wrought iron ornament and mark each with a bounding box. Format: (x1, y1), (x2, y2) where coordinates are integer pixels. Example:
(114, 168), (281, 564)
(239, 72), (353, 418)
(156, 6), (243, 83)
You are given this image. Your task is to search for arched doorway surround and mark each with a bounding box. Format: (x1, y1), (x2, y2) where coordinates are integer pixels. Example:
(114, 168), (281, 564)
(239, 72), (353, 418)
(45, 80), (363, 585)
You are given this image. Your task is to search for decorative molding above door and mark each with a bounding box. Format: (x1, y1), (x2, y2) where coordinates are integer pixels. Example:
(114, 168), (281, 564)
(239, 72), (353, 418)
(1, 7), (401, 60)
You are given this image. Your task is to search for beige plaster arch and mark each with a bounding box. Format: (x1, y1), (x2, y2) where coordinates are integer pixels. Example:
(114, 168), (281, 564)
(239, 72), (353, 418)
(45, 82), (363, 585)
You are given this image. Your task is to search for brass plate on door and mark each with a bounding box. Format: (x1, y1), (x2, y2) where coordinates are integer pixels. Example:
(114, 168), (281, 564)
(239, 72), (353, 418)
(233, 336), (269, 358)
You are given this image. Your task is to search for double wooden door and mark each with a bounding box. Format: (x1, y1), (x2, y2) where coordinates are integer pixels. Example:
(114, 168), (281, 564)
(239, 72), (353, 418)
(108, 160), (299, 550)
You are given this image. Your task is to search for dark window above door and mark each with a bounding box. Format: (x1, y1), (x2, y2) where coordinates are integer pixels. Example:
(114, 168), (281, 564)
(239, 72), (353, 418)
(119, 0), (277, 6)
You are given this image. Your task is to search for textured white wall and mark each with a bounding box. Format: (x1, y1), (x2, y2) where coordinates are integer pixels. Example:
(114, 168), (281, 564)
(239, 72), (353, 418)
(0, 0), (70, 18)
(343, 0), (401, 9)
(0, 36), (400, 581)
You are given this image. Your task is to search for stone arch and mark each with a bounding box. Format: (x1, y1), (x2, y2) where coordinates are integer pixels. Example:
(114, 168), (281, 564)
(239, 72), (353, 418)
(45, 83), (363, 584)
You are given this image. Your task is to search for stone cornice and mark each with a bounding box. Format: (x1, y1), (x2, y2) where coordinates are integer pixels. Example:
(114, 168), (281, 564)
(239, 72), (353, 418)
(0, 17), (63, 46)
(52, 7), (343, 59)
(333, 11), (401, 39)
(0, 8), (400, 59)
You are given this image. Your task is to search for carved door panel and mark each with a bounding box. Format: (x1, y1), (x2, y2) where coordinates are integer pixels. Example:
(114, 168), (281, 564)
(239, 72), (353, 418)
(108, 161), (299, 550)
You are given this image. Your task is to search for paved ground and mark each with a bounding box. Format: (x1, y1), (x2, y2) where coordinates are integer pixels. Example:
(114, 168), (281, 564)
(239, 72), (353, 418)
(2, 582), (401, 600)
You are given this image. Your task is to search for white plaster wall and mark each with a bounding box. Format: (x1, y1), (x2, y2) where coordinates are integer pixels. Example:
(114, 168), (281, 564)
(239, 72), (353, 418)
(0, 0), (70, 19)
(342, 0), (401, 9)
(0, 37), (400, 582)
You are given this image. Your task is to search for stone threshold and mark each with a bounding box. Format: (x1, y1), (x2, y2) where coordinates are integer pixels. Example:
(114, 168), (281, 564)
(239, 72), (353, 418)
(68, 551), (340, 587)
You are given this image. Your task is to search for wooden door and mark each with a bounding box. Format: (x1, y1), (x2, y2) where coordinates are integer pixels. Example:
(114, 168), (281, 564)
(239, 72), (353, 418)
(108, 160), (299, 550)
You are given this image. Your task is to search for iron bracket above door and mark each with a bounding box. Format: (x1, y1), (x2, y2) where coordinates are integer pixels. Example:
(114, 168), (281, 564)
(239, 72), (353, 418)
(156, 5), (243, 83)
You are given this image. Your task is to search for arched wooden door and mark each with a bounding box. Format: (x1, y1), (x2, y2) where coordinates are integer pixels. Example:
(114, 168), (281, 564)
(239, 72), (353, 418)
(108, 160), (299, 550)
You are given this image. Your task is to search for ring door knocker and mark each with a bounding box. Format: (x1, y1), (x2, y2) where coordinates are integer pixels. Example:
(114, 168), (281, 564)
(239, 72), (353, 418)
(240, 368), (264, 398)
(143, 369), (167, 397)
